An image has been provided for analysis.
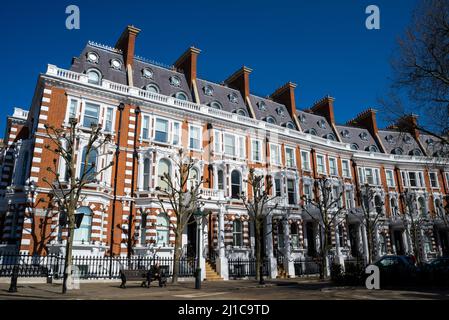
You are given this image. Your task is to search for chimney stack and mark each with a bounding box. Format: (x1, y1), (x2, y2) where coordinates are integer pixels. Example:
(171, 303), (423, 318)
(346, 108), (379, 135)
(270, 82), (301, 130)
(224, 66), (252, 99)
(395, 114), (420, 140)
(174, 47), (201, 102)
(311, 96), (336, 125)
(115, 25), (141, 86)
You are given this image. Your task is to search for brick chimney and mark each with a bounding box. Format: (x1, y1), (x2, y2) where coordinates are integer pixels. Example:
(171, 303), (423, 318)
(395, 114), (420, 140)
(346, 108), (385, 152)
(270, 82), (301, 130)
(311, 96), (336, 125)
(115, 25), (141, 86)
(310, 96), (341, 139)
(224, 66), (252, 99)
(174, 47), (201, 102)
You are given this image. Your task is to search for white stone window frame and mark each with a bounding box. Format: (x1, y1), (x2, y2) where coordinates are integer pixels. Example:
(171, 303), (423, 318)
(428, 172), (439, 189)
(316, 153), (327, 175)
(152, 115), (173, 145)
(328, 156), (338, 177)
(250, 138), (263, 163)
(300, 150), (311, 172)
(270, 143), (282, 166)
(285, 146), (296, 169)
(214, 130), (223, 154)
(188, 124), (203, 151)
(75, 137), (111, 185)
(140, 113), (151, 141)
(71, 96), (116, 134)
(341, 159), (351, 178)
(385, 169), (395, 187)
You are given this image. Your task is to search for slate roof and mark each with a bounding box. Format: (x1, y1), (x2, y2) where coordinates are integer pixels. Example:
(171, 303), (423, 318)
(249, 95), (296, 128)
(71, 43), (193, 101)
(378, 130), (423, 155)
(196, 79), (248, 115)
(297, 110), (335, 140)
(336, 125), (380, 152)
(418, 133), (449, 157)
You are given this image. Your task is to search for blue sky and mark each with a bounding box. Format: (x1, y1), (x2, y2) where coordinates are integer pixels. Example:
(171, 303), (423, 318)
(0, 0), (417, 134)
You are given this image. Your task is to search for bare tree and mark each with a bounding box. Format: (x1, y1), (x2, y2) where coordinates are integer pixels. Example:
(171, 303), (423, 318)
(399, 188), (432, 264)
(239, 168), (278, 284)
(42, 118), (113, 293)
(351, 184), (385, 264)
(301, 177), (345, 279)
(156, 148), (205, 284)
(380, 0), (449, 153)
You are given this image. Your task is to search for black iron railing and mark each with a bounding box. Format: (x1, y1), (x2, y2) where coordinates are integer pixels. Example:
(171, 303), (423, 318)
(293, 257), (321, 276)
(228, 258), (269, 278)
(0, 253), (195, 279)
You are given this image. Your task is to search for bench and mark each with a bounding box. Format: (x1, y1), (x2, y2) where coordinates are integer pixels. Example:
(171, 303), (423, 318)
(119, 268), (168, 288)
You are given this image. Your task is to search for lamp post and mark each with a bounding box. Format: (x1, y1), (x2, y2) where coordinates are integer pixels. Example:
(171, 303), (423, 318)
(193, 208), (203, 289)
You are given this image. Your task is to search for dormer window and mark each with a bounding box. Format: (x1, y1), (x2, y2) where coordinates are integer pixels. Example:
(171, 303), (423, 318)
(110, 59), (122, 70)
(145, 83), (160, 93)
(360, 132), (369, 141)
(350, 143), (359, 150)
(403, 135), (412, 144)
(284, 122), (295, 130)
(265, 116), (276, 124)
(203, 85), (214, 96)
(391, 147), (403, 155)
(235, 109), (248, 117)
(298, 114), (306, 123)
(229, 93), (238, 104)
(210, 101), (222, 110)
(385, 134), (394, 144)
(174, 91), (188, 101)
(426, 138), (434, 145)
(276, 107), (285, 117)
(410, 149), (422, 156)
(86, 52), (99, 63)
(86, 69), (102, 85)
(366, 145), (379, 153)
(341, 129), (350, 138)
(257, 101), (267, 111)
(169, 76), (181, 87)
(326, 133), (336, 141)
(142, 68), (154, 79)
(317, 119), (326, 129)
(306, 128), (317, 136)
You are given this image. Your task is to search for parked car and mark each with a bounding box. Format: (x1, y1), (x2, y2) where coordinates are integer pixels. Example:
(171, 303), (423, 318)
(420, 257), (449, 287)
(373, 255), (420, 287)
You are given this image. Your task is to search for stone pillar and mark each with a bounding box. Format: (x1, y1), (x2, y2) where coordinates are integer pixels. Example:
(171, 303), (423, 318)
(360, 224), (369, 265)
(216, 205), (228, 280)
(283, 220), (295, 277)
(334, 225), (344, 267)
(265, 214), (277, 279)
(390, 229), (397, 254)
(404, 226), (412, 254)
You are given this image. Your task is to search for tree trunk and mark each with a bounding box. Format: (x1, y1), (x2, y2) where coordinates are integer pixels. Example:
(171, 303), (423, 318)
(172, 229), (182, 284)
(62, 217), (75, 294)
(366, 224), (374, 265)
(254, 218), (261, 282)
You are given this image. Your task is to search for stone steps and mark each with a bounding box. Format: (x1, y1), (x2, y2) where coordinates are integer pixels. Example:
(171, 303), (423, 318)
(204, 260), (223, 281)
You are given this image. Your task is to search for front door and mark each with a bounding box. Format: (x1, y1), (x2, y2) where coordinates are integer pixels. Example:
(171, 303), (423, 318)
(394, 230), (405, 255)
(187, 216), (197, 258)
(439, 230), (449, 256)
(306, 222), (316, 257)
(349, 224), (359, 257)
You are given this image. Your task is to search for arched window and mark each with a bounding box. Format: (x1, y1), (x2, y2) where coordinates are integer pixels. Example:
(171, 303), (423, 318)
(156, 213), (170, 247)
(306, 128), (317, 136)
(73, 206), (92, 244)
(231, 170), (241, 199)
(157, 159), (171, 190)
(232, 219), (243, 247)
(210, 101), (222, 110)
(236, 109), (248, 117)
(188, 167), (199, 190)
(145, 83), (159, 93)
(418, 197), (427, 215)
(390, 198), (398, 216)
(410, 149), (422, 156)
(80, 147), (98, 181)
(326, 133), (336, 141)
(174, 91), (188, 101)
(87, 69), (102, 85)
(140, 213), (147, 245)
(391, 148), (403, 155)
(375, 195), (383, 215)
(285, 122), (296, 130)
(350, 143), (359, 150)
(265, 116), (276, 124)
(217, 169), (224, 190)
(366, 145), (379, 153)
(143, 158), (150, 190)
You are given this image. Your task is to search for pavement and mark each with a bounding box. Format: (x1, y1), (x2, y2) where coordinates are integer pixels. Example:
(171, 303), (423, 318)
(1, 278), (449, 300)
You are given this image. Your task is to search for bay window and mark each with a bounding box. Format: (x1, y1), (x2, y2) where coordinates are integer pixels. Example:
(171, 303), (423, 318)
(224, 134), (236, 156)
(172, 122), (181, 145)
(189, 125), (201, 150)
(301, 151), (310, 171)
(429, 172), (438, 188)
(285, 147), (295, 168)
(342, 159), (351, 177)
(104, 107), (114, 132)
(329, 157), (338, 176)
(270, 144), (281, 165)
(386, 170), (395, 187)
(83, 102), (100, 127)
(251, 139), (262, 162)
(142, 115), (150, 140)
(316, 154), (326, 174)
(154, 118), (169, 143)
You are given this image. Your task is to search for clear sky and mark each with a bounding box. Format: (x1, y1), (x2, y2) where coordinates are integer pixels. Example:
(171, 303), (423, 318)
(0, 0), (418, 134)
